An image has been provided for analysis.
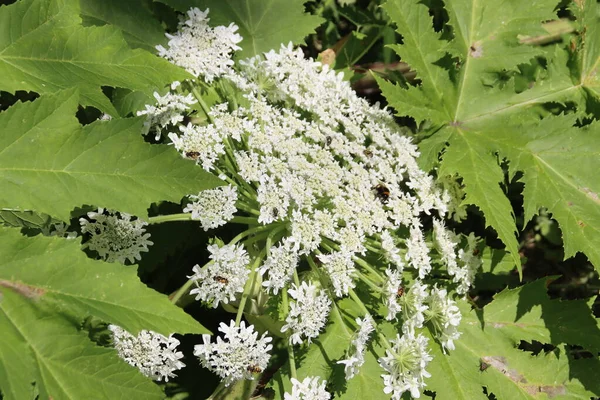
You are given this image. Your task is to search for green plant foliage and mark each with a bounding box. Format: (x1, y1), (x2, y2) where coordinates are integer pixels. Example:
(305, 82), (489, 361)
(0, 89), (222, 220)
(0, 226), (211, 399)
(0, 226), (209, 336)
(377, 0), (600, 273)
(79, 0), (167, 52)
(0, 289), (165, 400)
(0, 209), (59, 230)
(156, 0), (324, 58)
(425, 279), (600, 399)
(0, 0), (189, 115)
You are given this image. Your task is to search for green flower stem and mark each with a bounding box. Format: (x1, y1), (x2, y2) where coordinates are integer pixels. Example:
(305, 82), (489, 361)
(230, 216), (260, 225)
(235, 251), (265, 326)
(170, 277), (197, 305)
(364, 244), (381, 253)
(355, 271), (383, 293)
(235, 203), (260, 216)
(292, 267), (301, 287)
(230, 223), (275, 245)
(265, 223), (288, 256)
(148, 213), (192, 224)
(188, 83), (215, 124)
(365, 237), (383, 248)
(348, 288), (392, 350)
(353, 257), (384, 283)
(213, 166), (256, 199)
(287, 341), (298, 379)
(281, 287), (297, 379)
(207, 382), (227, 400)
(243, 230), (274, 248)
(321, 237), (340, 251)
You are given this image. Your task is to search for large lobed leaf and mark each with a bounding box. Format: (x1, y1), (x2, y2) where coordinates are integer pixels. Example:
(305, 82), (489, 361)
(0, 226), (210, 399)
(155, 0), (324, 59)
(0, 226), (209, 336)
(0, 89), (222, 220)
(378, 0), (600, 272)
(0, 0), (189, 115)
(0, 289), (164, 400)
(426, 279), (600, 399)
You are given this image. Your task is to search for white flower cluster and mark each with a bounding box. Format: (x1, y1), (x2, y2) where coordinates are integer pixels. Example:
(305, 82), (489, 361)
(80, 208), (153, 264)
(284, 376), (331, 400)
(137, 89), (196, 140)
(146, 10), (485, 396)
(379, 332), (432, 399)
(338, 315), (375, 379)
(189, 243), (250, 308)
(109, 324), (185, 382)
(281, 282), (332, 345)
(426, 287), (462, 352)
(259, 238), (299, 294)
(432, 218), (476, 295)
(184, 185), (238, 230)
(194, 320), (273, 386)
(157, 8), (242, 82)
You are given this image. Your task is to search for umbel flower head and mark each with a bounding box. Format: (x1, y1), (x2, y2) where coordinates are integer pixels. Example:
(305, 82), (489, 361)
(80, 208), (153, 264)
(188, 243), (250, 308)
(109, 325), (185, 382)
(156, 8), (242, 82)
(145, 8), (484, 397)
(184, 185), (238, 230)
(281, 281), (332, 345)
(194, 320), (273, 386)
(378, 332), (432, 399)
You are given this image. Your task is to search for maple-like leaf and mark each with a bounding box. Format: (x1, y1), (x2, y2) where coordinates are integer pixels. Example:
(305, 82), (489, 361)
(0, 0), (189, 115)
(0, 89), (222, 220)
(378, 0), (600, 272)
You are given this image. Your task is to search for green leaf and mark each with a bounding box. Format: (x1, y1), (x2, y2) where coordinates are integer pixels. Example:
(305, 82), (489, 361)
(379, 0), (600, 271)
(0, 209), (59, 230)
(0, 0), (189, 115)
(0, 225), (209, 336)
(156, 0), (324, 58)
(0, 90), (222, 220)
(496, 117), (600, 268)
(79, 0), (167, 52)
(426, 279), (600, 399)
(0, 288), (164, 400)
(571, 0), (600, 101)
(435, 127), (522, 273)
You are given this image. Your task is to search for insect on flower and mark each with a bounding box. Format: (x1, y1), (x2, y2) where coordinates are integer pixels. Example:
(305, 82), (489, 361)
(213, 276), (229, 284)
(247, 364), (262, 374)
(185, 151), (201, 159)
(373, 183), (390, 204)
(396, 287), (405, 297)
